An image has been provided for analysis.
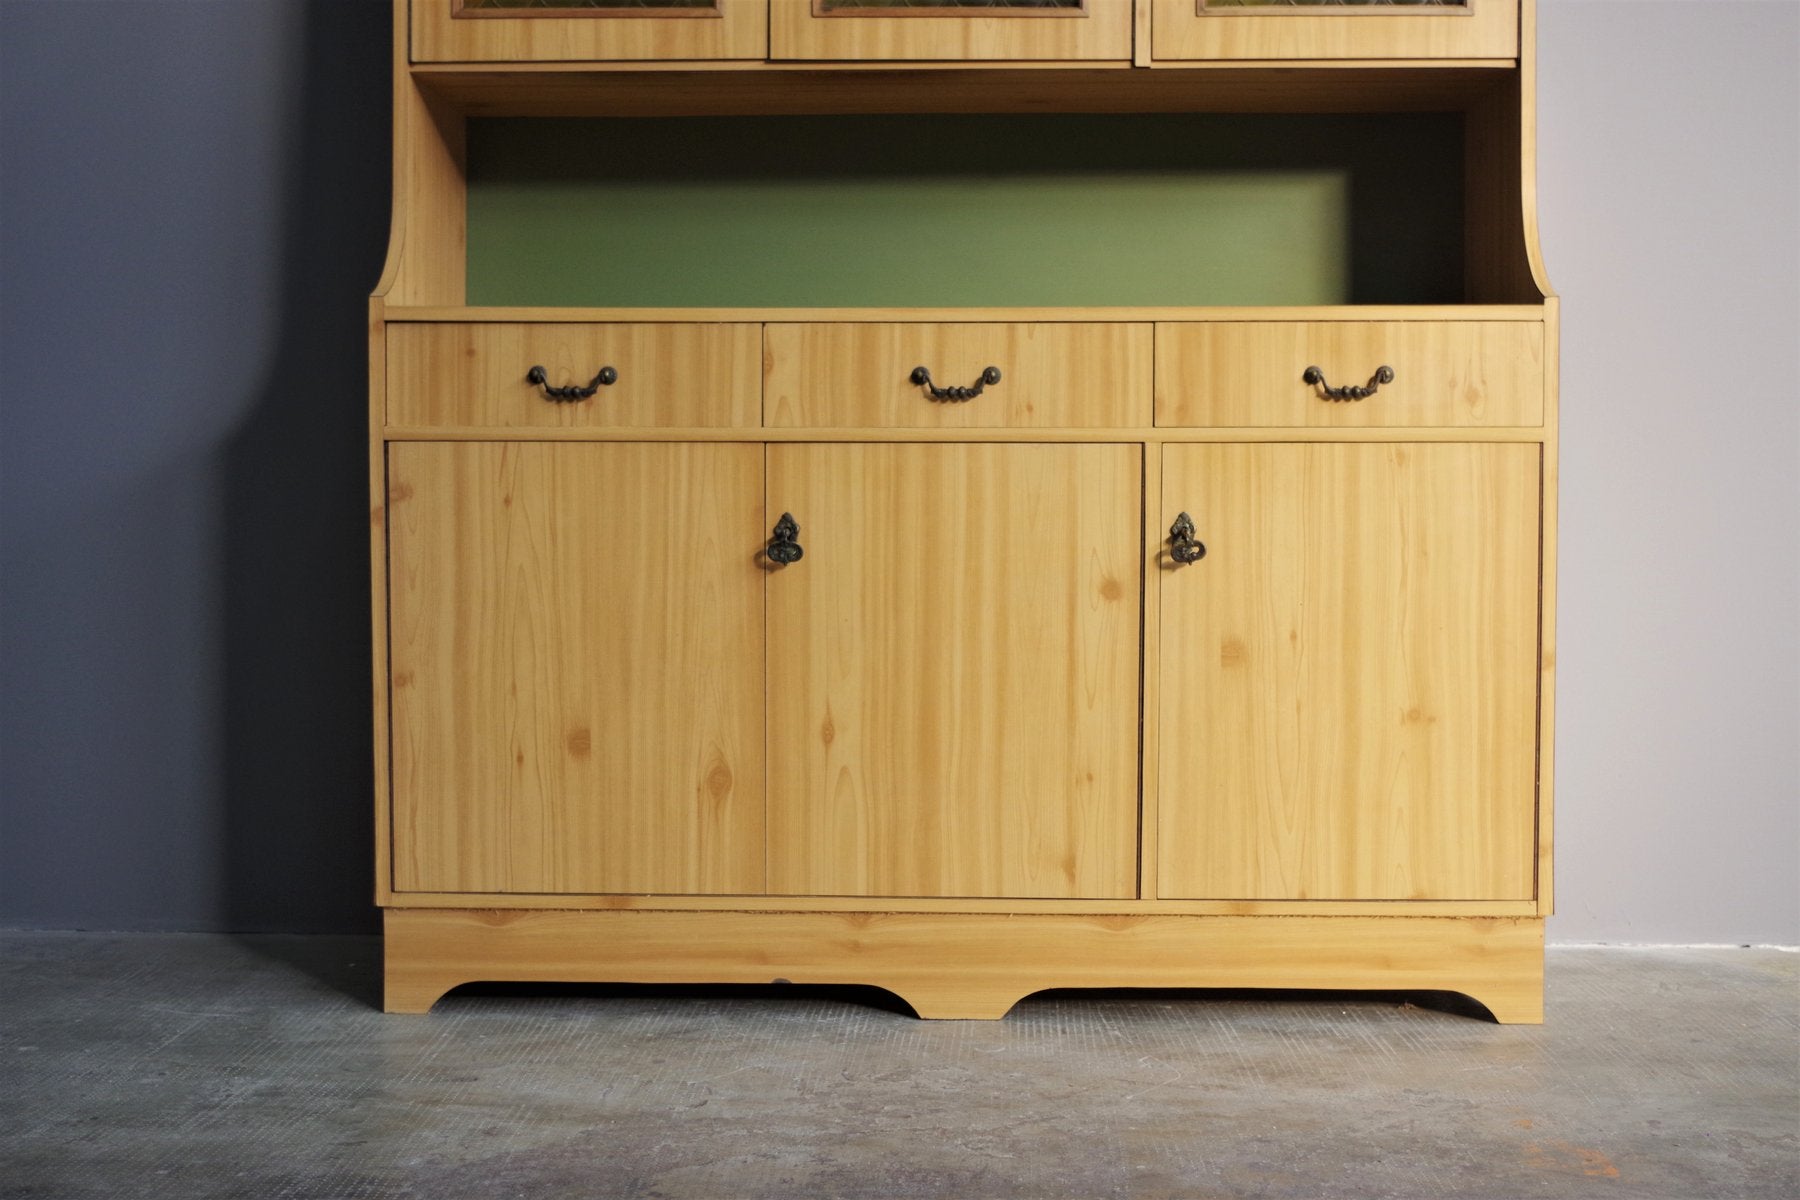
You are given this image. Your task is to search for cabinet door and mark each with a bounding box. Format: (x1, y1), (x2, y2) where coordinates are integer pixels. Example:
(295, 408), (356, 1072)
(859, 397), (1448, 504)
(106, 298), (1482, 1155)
(413, 0), (768, 64)
(389, 442), (766, 895)
(1159, 443), (1538, 900)
(772, 0), (1133, 61)
(767, 443), (1140, 898)
(1151, 0), (1517, 62)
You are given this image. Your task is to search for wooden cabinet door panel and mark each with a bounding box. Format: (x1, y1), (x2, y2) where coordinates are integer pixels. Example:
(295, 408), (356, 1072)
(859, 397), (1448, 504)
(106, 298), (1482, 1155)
(1151, 0), (1518, 62)
(1159, 442), (1538, 901)
(767, 443), (1141, 899)
(413, 0), (769, 64)
(389, 442), (766, 895)
(771, 0), (1133, 62)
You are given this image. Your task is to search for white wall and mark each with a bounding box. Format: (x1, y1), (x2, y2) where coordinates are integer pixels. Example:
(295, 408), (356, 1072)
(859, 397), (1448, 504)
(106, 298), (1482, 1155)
(1537, 0), (1800, 943)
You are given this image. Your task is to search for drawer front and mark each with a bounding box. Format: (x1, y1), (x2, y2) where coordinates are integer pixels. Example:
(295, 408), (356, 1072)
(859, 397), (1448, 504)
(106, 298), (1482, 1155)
(766, 323), (1152, 429)
(770, 0), (1132, 62)
(1151, 0), (1517, 62)
(387, 323), (762, 430)
(412, 0), (768, 65)
(1156, 321), (1544, 428)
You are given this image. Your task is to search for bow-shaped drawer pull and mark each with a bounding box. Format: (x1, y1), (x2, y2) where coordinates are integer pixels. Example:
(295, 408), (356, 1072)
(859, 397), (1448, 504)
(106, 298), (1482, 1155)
(527, 364), (618, 402)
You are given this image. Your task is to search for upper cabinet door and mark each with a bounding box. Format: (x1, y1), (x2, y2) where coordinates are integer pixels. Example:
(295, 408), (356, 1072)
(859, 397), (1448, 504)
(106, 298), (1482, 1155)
(412, 0), (769, 63)
(1158, 443), (1540, 901)
(765, 443), (1142, 899)
(772, 0), (1134, 61)
(1151, 0), (1517, 62)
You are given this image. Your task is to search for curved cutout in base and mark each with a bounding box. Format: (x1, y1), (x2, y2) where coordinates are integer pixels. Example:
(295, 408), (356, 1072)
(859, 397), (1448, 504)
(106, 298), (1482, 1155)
(382, 909), (1545, 1024)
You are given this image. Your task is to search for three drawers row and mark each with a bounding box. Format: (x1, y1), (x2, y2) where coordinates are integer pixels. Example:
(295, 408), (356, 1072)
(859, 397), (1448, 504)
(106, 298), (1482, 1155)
(387, 321), (1546, 431)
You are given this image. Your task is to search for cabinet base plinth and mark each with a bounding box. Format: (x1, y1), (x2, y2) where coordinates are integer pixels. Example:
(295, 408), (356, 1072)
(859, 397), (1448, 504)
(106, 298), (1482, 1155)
(383, 908), (1544, 1023)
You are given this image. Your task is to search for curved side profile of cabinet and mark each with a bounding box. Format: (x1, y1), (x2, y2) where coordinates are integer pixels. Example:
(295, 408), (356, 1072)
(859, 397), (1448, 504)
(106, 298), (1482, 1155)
(369, 0), (1557, 1023)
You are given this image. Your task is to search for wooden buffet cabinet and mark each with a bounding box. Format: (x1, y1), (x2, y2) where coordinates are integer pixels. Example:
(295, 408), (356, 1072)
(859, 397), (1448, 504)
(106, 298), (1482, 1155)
(373, 0), (1557, 1022)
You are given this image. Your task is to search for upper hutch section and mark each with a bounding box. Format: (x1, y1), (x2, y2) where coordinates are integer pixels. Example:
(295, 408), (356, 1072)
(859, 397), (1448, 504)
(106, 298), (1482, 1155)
(412, 1), (1517, 65)
(379, 0), (1548, 309)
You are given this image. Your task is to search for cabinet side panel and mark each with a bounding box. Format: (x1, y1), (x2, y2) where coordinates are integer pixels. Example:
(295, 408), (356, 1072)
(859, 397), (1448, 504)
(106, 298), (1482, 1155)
(766, 443), (1141, 899)
(388, 442), (766, 895)
(372, 305), (394, 904)
(1536, 300), (1557, 913)
(1159, 442), (1538, 900)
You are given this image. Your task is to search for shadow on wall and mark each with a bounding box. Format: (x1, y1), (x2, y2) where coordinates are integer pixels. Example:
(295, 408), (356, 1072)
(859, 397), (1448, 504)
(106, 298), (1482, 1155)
(223, 0), (391, 937)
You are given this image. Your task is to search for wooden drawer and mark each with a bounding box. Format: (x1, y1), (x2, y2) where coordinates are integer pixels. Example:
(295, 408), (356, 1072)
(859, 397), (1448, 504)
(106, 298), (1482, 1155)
(1155, 321), (1544, 428)
(765, 323), (1152, 429)
(411, 0), (768, 65)
(1151, 0), (1517, 63)
(387, 323), (761, 430)
(770, 0), (1132, 62)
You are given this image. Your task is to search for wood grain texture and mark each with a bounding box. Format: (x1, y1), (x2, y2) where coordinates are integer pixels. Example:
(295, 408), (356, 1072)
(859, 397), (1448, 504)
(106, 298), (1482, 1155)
(1158, 442), (1539, 900)
(387, 322), (761, 428)
(1155, 321), (1544, 428)
(1536, 291), (1557, 915)
(765, 323), (1152, 428)
(370, 301), (394, 905)
(380, 76), (466, 307)
(416, 63), (1513, 118)
(1464, 66), (1548, 303)
(376, 2), (466, 308)
(391, 304), (1547, 324)
(388, 441), (766, 894)
(414, 0), (768, 63)
(384, 908), (1546, 1023)
(1152, 0), (1516, 61)
(1513, 0), (1554, 300)
(772, 0), (1132, 61)
(388, 891), (1538, 915)
(1138, 435), (1161, 897)
(766, 443), (1141, 898)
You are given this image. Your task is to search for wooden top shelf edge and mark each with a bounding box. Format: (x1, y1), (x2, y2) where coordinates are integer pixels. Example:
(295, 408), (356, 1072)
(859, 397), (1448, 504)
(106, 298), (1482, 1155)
(381, 305), (1548, 323)
(415, 62), (1516, 118)
(410, 59), (1516, 75)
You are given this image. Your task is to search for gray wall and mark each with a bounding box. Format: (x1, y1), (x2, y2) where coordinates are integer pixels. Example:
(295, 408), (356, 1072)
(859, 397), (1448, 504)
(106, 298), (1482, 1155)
(0, 0), (390, 934)
(1536, 0), (1800, 943)
(1, 1), (1794, 943)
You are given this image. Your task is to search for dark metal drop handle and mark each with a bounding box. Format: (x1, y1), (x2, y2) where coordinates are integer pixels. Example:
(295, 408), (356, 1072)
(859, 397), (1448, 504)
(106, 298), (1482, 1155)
(767, 512), (803, 565)
(1169, 512), (1206, 565)
(527, 364), (618, 402)
(1303, 364), (1394, 402)
(911, 365), (1001, 403)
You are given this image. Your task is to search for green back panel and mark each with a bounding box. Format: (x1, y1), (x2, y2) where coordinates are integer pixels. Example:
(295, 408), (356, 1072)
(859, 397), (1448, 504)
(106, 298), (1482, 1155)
(467, 114), (1462, 308)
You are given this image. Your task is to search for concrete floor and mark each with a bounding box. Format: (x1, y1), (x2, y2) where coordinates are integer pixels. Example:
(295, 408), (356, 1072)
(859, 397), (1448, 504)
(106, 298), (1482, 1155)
(1, 935), (1793, 1200)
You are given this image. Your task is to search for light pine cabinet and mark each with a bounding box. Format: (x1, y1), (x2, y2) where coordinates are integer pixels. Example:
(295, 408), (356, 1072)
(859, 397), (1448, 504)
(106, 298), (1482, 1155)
(1151, 0), (1518, 62)
(1157, 442), (1540, 902)
(387, 441), (767, 895)
(411, 0), (770, 64)
(374, 0), (1557, 1022)
(765, 443), (1141, 899)
(770, 0), (1134, 62)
